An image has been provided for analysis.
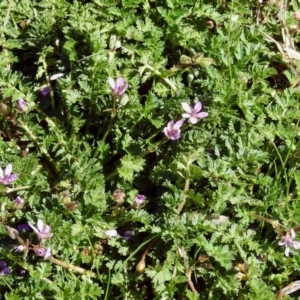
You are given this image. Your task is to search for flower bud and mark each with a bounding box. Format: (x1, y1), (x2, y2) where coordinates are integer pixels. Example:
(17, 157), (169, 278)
(109, 35), (121, 50)
(17, 98), (27, 112)
(177, 247), (186, 258)
(65, 201), (78, 212)
(136, 259), (145, 273)
(14, 196), (24, 209)
(294, 12), (300, 21)
(180, 55), (193, 65)
(187, 73), (194, 84)
(112, 189), (125, 205)
(5, 226), (19, 239)
(0, 103), (10, 118)
(133, 195), (146, 208)
(119, 94), (129, 106)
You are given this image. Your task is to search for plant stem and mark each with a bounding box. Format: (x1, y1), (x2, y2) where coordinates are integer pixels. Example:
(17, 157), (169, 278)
(19, 121), (59, 172)
(177, 157), (191, 214)
(3, 186), (31, 194)
(185, 268), (197, 294)
(1, 0), (13, 70)
(146, 65), (177, 91)
(42, 52), (55, 110)
(48, 256), (98, 278)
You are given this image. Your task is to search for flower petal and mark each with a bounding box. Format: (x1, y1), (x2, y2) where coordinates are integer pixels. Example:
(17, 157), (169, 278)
(278, 241), (285, 246)
(189, 117), (198, 124)
(293, 241), (300, 249)
(181, 102), (192, 114)
(285, 245), (290, 257)
(28, 223), (40, 236)
(44, 247), (52, 259)
(108, 77), (115, 89)
(118, 83), (128, 96)
(4, 164), (12, 176)
(163, 127), (170, 138)
(173, 119), (184, 130)
(196, 112), (209, 119)
(116, 77), (125, 88)
(194, 102), (202, 112)
(36, 220), (44, 232)
(7, 173), (18, 183)
(182, 113), (191, 119)
(0, 267), (12, 276)
(291, 229), (296, 239)
(0, 167), (3, 179)
(50, 73), (64, 81)
(105, 229), (118, 237)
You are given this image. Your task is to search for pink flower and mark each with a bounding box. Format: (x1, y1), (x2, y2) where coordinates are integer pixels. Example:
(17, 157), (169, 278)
(163, 120), (184, 140)
(279, 229), (300, 256)
(181, 102), (208, 124)
(108, 77), (128, 97)
(28, 220), (53, 241)
(0, 164), (18, 185)
(35, 247), (52, 259)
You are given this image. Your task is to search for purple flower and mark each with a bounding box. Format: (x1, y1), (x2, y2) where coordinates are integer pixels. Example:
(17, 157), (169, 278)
(122, 230), (132, 240)
(0, 261), (12, 276)
(181, 102), (208, 124)
(41, 86), (50, 96)
(0, 164), (18, 185)
(17, 224), (31, 232)
(18, 269), (26, 276)
(108, 77), (128, 97)
(279, 229), (300, 256)
(50, 73), (64, 81)
(163, 119), (184, 140)
(104, 229), (118, 237)
(28, 220), (53, 241)
(17, 98), (28, 112)
(35, 247), (51, 259)
(133, 195), (146, 208)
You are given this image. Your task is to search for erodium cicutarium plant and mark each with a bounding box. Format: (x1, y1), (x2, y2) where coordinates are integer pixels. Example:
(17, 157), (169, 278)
(0, 0), (300, 299)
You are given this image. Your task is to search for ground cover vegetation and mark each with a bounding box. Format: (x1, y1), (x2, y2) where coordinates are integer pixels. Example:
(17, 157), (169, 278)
(0, 0), (300, 299)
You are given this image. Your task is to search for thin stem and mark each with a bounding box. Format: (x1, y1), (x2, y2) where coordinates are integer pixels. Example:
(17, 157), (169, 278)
(1, 275), (12, 291)
(176, 175), (190, 215)
(146, 65), (177, 91)
(48, 256), (98, 278)
(19, 121), (59, 172)
(250, 213), (288, 235)
(2, 186), (31, 194)
(42, 53), (55, 110)
(94, 98), (118, 158)
(104, 267), (111, 300)
(176, 154), (191, 214)
(185, 268), (197, 294)
(140, 138), (168, 158)
(1, 0), (13, 70)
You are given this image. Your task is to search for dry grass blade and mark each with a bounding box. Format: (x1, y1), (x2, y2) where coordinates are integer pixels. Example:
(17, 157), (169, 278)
(277, 280), (300, 299)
